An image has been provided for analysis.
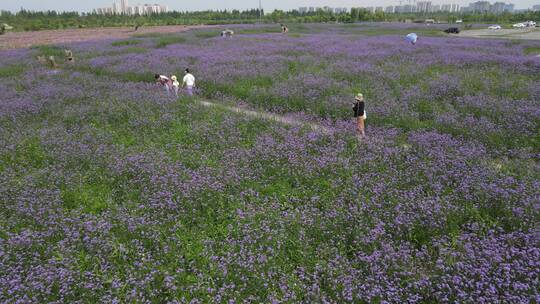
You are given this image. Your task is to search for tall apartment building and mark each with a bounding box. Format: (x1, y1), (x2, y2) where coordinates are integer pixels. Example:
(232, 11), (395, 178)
(503, 3), (514, 11)
(95, 1), (168, 15)
(491, 2), (506, 13)
(417, 1), (433, 12)
(385, 6), (395, 13)
(120, 0), (129, 13)
(469, 1), (491, 12)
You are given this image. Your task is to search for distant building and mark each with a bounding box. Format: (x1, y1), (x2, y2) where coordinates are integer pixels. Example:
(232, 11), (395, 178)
(395, 5), (416, 13)
(417, 1), (432, 13)
(405, 4), (417, 12)
(365, 6), (375, 13)
(95, 1), (168, 15)
(120, 0), (129, 13)
(335, 8), (348, 14)
(322, 6), (333, 12)
(468, 1), (491, 12)
(451, 4), (460, 12)
(375, 6), (384, 12)
(504, 3), (515, 12)
(308, 7), (316, 13)
(385, 6), (395, 13)
(432, 4), (441, 11)
(491, 2), (506, 13)
(533, 4), (540, 11)
(299, 7), (308, 14)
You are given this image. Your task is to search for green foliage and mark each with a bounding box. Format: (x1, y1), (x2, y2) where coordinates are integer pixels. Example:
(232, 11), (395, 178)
(155, 36), (187, 48)
(0, 65), (25, 78)
(1, 8), (539, 32)
(524, 46), (540, 55)
(111, 39), (141, 47)
(61, 182), (113, 214)
(194, 31), (218, 39)
(30, 44), (64, 57)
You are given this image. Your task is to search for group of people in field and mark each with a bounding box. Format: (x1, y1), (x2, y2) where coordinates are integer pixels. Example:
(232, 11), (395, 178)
(34, 23), (368, 138)
(155, 68), (196, 97)
(36, 49), (75, 68)
(142, 23), (369, 138)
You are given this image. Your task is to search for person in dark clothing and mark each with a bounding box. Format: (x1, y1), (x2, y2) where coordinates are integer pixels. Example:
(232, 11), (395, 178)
(353, 93), (366, 137)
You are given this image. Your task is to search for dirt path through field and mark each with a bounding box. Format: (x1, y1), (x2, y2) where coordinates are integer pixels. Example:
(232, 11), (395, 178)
(197, 100), (333, 135)
(0, 25), (211, 50)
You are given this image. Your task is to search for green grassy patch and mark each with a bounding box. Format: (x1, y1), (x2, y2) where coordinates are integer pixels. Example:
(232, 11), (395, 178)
(1, 137), (49, 169)
(0, 64), (25, 78)
(61, 182), (113, 214)
(31, 45), (65, 57)
(111, 39), (142, 47)
(155, 36), (187, 48)
(524, 46), (540, 55)
(237, 27), (282, 35)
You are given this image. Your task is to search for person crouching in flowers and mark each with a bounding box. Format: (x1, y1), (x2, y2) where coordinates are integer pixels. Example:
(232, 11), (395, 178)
(171, 75), (180, 97)
(353, 93), (367, 138)
(155, 74), (172, 95)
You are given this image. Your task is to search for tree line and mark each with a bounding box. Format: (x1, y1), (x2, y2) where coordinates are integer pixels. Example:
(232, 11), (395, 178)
(1, 8), (539, 32)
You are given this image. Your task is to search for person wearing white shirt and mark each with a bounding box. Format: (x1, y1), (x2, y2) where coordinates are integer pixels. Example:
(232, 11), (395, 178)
(182, 68), (196, 96)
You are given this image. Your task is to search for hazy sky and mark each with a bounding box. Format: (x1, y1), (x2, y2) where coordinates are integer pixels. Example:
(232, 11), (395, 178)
(1, 0), (536, 12)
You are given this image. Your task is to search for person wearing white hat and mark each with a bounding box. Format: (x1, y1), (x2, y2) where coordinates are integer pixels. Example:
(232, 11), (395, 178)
(171, 75), (180, 97)
(353, 93), (367, 137)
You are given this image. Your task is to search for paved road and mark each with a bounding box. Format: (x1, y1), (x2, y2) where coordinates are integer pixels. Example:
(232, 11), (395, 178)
(458, 28), (540, 40)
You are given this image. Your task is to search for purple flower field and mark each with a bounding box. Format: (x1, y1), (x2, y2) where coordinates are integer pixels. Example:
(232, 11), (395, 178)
(0, 23), (539, 303)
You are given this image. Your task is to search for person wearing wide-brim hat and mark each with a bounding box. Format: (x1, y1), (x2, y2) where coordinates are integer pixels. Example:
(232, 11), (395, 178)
(171, 75), (180, 97)
(353, 93), (367, 137)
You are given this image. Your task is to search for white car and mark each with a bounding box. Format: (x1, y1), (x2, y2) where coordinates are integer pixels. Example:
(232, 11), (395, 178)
(513, 23), (526, 28)
(488, 25), (502, 30)
(525, 21), (536, 27)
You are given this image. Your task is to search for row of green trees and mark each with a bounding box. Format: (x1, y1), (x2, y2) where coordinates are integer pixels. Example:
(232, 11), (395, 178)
(1, 8), (539, 32)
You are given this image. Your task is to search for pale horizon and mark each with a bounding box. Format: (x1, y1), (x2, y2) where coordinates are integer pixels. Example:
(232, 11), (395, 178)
(1, 0), (538, 13)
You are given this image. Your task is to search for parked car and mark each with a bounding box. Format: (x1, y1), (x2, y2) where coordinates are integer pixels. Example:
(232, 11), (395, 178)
(456, 19), (463, 23)
(444, 27), (460, 34)
(488, 25), (502, 30)
(513, 23), (526, 28)
(524, 21), (536, 27)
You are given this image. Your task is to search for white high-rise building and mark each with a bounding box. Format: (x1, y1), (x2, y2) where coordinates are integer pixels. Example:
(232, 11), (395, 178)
(112, 2), (120, 14)
(120, 0), (128, 14)
(417, 1), (433, 13)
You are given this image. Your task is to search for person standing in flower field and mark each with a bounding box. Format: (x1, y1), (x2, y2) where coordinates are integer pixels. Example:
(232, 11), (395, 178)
(171, 75), (180, 97)
(182, 68), (196, 96)
(155, 73), (172, 95)
(281, 24), (289, 34)
(353, 93), (367, 137)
